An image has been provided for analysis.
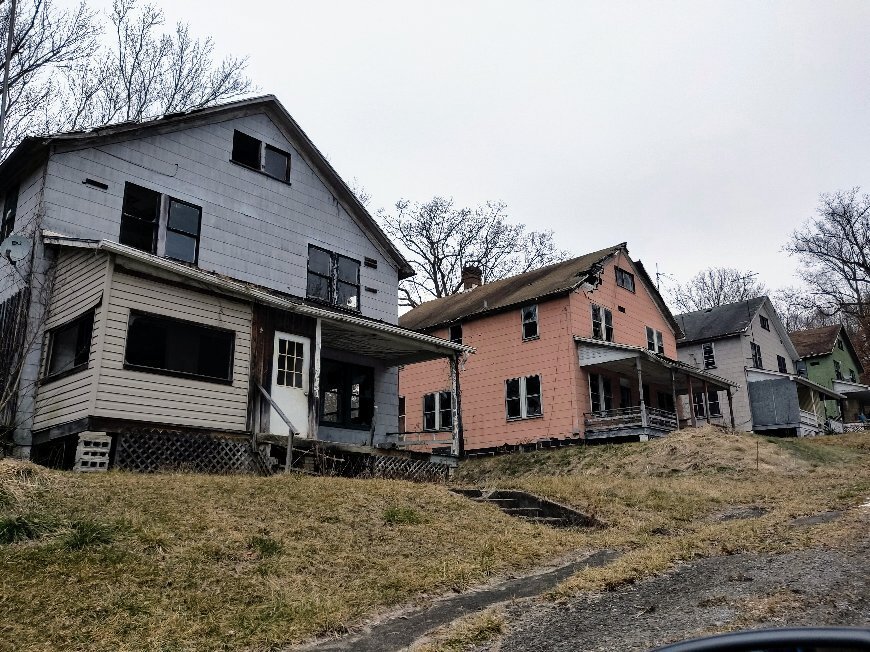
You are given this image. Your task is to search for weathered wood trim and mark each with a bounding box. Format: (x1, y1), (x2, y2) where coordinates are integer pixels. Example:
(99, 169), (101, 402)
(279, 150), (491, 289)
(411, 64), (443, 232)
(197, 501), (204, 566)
(87, 253), (115, 413)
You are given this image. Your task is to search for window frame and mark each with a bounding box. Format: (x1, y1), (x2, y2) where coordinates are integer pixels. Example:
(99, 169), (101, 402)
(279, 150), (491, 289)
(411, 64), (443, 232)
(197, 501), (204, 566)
(707, 390), (722, 417)
(505, 375), (543, 421)
(776, 355), (788, 374)
(750, 341), (763, 369)
(588, 372), (613, 414)
(120, 182), (161, 255)
(123, 310), (236, 384)
(645, 326), (665, 354)
(849, 368), (857, 383)
(306, 245), (362, 312)
(42, 309), (95, 384)
(422, 391), (455, 432)
(837, 338), (844, 351)
(702, 342), (716, 368)
(834, 359), (843, 381)
(615, 267), (636, 293)
(318, 359), (375, 430)
(521, 304), (539, 340)
(759, 315), (770, 331)
(164, 196), (203, 265)
(591, 304), (614, 342)
(449, 323), (463, 344)
(1, 183), (19, 242)
(693, 391), (707, 419)
(231, 130), (292, 184)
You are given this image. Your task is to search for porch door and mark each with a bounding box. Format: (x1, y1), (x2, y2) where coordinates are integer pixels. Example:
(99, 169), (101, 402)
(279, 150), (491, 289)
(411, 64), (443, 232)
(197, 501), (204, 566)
(271, 331), (310, 438)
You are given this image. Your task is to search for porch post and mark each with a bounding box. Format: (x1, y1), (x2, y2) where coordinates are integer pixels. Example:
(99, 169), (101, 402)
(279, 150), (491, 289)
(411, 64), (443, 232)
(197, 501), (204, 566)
(702, 380), (711, 424)
(687, 375), (697, 428)
(810, 389), (820, 429)
(309, 318), (322, 441)
(670, 368), (680, 430)
(636, 357), (647, 428)
(449, 353), (462, 456)
(727, 387), (736, 429)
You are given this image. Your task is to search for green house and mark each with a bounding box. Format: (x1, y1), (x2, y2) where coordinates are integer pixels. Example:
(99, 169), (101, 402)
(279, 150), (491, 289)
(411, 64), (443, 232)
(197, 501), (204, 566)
(790, 324), (869, 429)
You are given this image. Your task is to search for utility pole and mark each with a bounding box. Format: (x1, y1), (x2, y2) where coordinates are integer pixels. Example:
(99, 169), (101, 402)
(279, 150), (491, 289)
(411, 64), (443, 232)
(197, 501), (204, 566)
(0, 0), (17, 150)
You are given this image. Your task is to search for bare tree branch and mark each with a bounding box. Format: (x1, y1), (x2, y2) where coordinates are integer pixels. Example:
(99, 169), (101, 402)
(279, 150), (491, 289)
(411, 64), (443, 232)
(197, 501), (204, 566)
(668, 267), (768, 313)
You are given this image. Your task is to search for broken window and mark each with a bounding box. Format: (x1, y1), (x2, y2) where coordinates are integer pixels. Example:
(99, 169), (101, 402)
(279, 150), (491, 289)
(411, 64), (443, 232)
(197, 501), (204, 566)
(120, 182), (160, 253)
(124, 312), (235, 382)
(619, 384), (632, 408)
(592, 304), (613, 341)
(45, 310), (94, 380)
(750, 341), (763, 369)
(777, 355), (788, 374)
(232, 130), (291, 182)
(646, 326), (664, 354)
(708, 390), (722, 417)
(306, 245), (360, 310)
(702, 342), (716, 368)
(449, 323), (462, 344)
(319, 360), (373, 428)
(505, 375), (542, 420)
(657, 391), (675, 413)
(398, 396), (406, 433)
(759, 315), (770, 331)
(521, 305), (538, 340)
(834, 359), (843, 381)
(165, 198), (202, 264)
(423, 391), (454, 431)
(1, 183), (18, 242)
(693, 391), (706, 419)
(589, 373), (612, 414)
(615, 267), (635, 292)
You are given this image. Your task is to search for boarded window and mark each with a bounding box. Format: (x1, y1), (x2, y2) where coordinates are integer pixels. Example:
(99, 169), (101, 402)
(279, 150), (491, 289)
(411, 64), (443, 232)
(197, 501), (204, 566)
(120, 183), (160, 253)
(1, 183), (18, 241)
(263, 145), (291, 182)
(45, 310), (94, 380)
(319, 359), (374, 428)
(521, 305), (538, 339)
(702, 342), (716, 368)
(231, 130), (261, 169)
(165, 198), (202, 264)
(615, 267), (635, 292)
(124, 312), (234, 382)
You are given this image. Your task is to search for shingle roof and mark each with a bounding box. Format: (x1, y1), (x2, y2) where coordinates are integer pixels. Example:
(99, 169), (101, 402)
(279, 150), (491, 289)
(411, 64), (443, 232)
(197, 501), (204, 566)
(675, 297), (767, 344)
(399, 244), (626, 331)
(789, 325), (842, 359)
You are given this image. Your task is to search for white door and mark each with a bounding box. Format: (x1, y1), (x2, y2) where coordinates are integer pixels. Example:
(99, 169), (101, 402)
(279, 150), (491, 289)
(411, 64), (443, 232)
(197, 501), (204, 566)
(271, 332), (310, 438)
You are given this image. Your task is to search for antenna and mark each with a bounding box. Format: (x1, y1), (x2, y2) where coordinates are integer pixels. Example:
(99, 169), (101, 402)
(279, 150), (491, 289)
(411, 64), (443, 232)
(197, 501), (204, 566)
(655, 262), (677, 291)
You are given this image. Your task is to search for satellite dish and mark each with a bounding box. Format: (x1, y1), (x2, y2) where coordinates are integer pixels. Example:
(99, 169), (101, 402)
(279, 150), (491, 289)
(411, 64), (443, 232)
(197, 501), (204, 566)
(1, 235), (31, 264)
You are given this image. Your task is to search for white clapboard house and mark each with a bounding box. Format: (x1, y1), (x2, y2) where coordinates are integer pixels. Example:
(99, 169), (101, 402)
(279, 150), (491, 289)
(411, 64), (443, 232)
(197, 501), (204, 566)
(0, 95), (469, 471)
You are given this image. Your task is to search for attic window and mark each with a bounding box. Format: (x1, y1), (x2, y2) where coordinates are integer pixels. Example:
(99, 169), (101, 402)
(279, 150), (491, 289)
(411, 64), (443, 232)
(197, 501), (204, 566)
(759, 315), (770, 331)
(120, 182), (160, 254)
(615, 267), (635, 292)
(232, 130), (261, 168)
(231, 130), (291, 182)
(449, 323), (462, 344)
(1, 183), (18, 242)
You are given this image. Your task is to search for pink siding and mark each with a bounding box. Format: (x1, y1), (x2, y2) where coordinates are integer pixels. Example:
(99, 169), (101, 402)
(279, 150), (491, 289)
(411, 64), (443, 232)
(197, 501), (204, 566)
(398, 250), (679, 451)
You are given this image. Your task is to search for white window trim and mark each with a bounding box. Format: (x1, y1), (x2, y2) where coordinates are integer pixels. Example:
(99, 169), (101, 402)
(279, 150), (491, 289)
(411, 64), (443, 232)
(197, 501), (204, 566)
(645, 326), (664, 354)
(505, 375), (543, 420)
(588, 372), (613, 414)
(592, 304), (613, 342)
(423, 391), (453, 431)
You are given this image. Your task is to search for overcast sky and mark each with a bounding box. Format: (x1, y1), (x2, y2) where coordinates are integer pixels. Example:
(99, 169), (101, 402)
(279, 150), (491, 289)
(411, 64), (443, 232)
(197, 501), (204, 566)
(82, 0), (870, 294)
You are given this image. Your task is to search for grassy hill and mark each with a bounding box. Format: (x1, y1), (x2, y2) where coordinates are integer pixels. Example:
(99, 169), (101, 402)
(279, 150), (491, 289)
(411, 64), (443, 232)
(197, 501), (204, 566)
(2, 427), (869, 651)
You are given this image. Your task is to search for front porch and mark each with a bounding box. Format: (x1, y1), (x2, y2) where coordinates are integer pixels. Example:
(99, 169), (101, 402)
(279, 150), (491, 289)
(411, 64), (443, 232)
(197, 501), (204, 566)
(747, 368), (845, 436)
(833, 379), (870, 432)
(576, 337), (737, 440)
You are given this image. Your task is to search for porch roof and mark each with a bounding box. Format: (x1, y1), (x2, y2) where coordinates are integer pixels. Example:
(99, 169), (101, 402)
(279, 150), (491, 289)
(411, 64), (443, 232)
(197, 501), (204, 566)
(43, 232), (474, 365)
(574, 337), (737, 392)
(745, 368), (845, 400)
(832, 379), (870, 402)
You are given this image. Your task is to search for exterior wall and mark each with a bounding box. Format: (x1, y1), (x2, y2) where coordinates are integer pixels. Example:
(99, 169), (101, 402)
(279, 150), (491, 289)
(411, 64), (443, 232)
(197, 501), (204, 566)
(93, 264), (252, 431)
(40, 111), (400, 324)
(31, 250), (108, 431)
(802, 338), (861, 420)
(678, 336), (750, 429)
(743, 302), (796, 375)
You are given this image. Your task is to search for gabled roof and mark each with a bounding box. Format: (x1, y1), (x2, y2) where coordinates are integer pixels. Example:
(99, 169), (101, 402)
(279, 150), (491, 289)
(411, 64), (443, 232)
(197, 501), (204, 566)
(0, 95), (415, 279)
(676, 297), (767, 344)
(399, 244), (626, 331)
(789, 324), (865, 373)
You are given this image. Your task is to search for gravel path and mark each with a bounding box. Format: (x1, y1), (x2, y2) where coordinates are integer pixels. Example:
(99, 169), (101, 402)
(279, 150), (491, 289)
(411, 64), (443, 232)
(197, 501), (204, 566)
(489, 528), (870, 651)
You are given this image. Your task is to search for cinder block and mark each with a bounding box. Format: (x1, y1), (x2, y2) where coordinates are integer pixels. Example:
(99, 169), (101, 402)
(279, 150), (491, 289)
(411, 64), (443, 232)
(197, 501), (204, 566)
(74, 432), (112, 472)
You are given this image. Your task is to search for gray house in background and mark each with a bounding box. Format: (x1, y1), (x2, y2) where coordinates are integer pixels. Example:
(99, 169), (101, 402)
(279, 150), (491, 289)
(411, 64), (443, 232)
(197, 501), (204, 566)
(676, 297), (843, 436)
(0, 95), (469, 470)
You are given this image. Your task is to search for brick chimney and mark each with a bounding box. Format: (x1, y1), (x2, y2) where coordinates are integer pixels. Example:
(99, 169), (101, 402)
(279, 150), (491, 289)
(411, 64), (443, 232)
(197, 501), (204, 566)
(462, 265), (482, 291)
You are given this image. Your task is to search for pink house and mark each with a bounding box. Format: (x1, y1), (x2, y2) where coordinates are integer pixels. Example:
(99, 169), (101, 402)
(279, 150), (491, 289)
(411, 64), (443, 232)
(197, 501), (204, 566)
(398, 244), (736, 454)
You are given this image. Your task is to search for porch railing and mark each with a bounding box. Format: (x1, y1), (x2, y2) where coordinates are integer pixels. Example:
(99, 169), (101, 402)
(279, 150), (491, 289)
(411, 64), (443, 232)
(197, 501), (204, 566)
(799, 409), (819, 428)
(844, 422), (870, 432)
(584, 406), (677, 432)
(827, 419), (844, 434)
(383, 430), (453, 450)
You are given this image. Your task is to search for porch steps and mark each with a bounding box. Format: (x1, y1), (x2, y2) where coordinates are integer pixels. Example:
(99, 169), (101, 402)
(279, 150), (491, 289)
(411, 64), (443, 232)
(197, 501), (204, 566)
(450, 488), (601, 529)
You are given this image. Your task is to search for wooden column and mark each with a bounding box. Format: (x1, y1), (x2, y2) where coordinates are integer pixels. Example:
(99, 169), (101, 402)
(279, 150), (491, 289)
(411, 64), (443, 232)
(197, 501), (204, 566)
(670, 368), (680, 430)
(450, 354), (462, 456)
(308, 318), (322, 441)
(636, 357), (647, 428)
(727, 386), (736, 429)
(687, 375), (697, 428)
(702, 379), (711, 424)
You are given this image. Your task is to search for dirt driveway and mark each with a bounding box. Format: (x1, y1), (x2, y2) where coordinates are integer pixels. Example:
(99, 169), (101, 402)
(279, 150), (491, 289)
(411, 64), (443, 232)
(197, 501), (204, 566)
(488, 527), (870, 651)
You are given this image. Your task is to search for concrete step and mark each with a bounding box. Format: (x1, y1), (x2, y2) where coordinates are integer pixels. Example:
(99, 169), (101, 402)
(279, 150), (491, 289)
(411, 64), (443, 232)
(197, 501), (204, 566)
(521, 516), (568, 526)
(501, 507), (542, 517)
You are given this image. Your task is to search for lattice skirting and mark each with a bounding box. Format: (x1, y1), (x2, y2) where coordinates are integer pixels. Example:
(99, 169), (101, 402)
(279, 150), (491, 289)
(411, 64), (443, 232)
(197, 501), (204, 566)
(115, 431), (271, 475)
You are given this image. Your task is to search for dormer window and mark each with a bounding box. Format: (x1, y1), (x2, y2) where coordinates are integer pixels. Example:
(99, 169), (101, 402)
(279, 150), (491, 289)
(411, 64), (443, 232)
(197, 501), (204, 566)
(232, 130), (291, 183)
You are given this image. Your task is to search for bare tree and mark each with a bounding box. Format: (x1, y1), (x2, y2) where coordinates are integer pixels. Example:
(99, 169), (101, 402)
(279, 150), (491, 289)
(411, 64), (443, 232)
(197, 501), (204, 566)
(770, 286), (838, 333)
(1, 0), (252, 157)
(669, 266), (768, 313)
(378, 196), (570, 308)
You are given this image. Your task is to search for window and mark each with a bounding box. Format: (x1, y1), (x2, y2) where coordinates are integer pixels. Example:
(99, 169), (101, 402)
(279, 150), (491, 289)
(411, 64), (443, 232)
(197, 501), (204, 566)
(837, 338), (844, 351)
(657, 391), (675, 413)
(796, 361), (807, 377)
(165, 198), (202, 264)
(120, 183), (160, 253)
(646, 326), (664, 354)
(702, 342), (716, 368)
(777, 355), (788, 374)
(306, 245), (361, 310)
(1, 184), (18, 242)
(276, 338), (304, 388)
(759, 315), (770, 331)
(693, 391), (706, 419)
(449, 323), (462, 344)
(124, 312), (235, 382)
(850, 369), (857, 382)
(750, 341), (763, 369)
(615, 267), (635, 292)
(398, 396), (406, 433)
(591, 304), (613, 341)
(521, 305), (539, 340)
(505, 375), (542, 420)
(588, 373), (613, 413)
(45, 310), (94, 380)
(423, 391), (454, 431)
(619, 384), (633, 408)
(231, 130), (291, 182)
(319, 359), (374, 428)
(707, 390), (722, 417)
(834, 359), (843, 381)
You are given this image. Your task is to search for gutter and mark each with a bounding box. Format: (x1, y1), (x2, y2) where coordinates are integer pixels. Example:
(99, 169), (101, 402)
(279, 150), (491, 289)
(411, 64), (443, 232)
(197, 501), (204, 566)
(42, 232), (474, 356)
